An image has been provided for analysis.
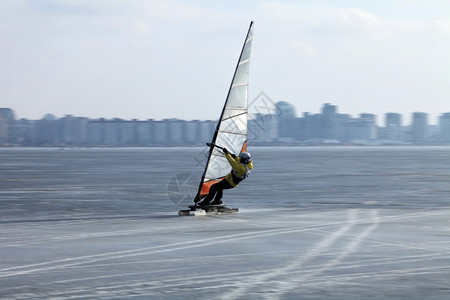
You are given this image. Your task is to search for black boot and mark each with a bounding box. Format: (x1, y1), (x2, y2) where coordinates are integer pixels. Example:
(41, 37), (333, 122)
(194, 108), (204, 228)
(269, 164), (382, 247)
(197, 200), (210, 206)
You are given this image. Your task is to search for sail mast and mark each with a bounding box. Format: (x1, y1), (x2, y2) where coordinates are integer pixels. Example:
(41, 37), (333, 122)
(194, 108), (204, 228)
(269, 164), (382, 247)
(194, 21), (254, 202)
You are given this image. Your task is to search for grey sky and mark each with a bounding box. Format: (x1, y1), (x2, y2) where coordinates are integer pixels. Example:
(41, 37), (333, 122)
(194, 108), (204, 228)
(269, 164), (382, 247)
(1, 0), (449, 124)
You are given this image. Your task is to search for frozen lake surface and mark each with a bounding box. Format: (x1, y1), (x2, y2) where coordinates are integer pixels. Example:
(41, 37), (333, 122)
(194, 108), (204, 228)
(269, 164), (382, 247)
(1, 147), (449, 299)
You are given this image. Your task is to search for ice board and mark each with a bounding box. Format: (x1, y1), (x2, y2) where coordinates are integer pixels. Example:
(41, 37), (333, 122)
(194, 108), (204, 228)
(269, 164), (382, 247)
(178, 205), (239, 216)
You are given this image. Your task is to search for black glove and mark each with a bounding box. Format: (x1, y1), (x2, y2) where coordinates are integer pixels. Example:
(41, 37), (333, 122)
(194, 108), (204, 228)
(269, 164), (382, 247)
(223, 148), (228, 155)
(231, 154), (236, 159)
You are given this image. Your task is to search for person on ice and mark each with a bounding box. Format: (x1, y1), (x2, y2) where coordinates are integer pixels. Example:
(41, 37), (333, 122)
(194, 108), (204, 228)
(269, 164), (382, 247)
(197, 148), (253, 206)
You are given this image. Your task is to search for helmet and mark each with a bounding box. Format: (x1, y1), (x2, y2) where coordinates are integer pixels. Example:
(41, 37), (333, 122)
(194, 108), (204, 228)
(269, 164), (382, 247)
(239, 152), (251, 163)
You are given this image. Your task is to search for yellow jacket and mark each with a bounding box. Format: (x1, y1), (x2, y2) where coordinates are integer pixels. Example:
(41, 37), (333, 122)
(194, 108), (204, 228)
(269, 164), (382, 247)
(224, 153), (253, 186)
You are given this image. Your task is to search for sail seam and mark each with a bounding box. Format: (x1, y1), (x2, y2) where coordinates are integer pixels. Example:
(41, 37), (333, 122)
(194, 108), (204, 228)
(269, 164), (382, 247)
(217, 131), (247, 136)
(222, 112), (247, 121)
(232, 83), (249, 88)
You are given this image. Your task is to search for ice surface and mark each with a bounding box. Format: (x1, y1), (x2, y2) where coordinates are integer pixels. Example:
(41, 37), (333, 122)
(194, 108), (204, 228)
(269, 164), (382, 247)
(1, 147), (449, 299)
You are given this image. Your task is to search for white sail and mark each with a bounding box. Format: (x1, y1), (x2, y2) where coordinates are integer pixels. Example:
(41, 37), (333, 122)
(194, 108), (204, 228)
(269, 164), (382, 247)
(195, 22), (253, 200)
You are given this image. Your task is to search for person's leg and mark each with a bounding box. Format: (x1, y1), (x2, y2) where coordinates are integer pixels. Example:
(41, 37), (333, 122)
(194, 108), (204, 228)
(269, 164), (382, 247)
(212, 180), (234, 205)
(199, 182), (220, 205)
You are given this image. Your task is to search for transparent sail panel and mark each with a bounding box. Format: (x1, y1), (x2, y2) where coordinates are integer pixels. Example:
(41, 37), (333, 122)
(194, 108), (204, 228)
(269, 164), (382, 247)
(232, 61), (250, 87)
(227, 85), (248, 108)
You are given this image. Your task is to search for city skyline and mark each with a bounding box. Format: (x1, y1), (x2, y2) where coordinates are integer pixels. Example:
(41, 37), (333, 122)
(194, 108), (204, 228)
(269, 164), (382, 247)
(2, 101), (450, 147)
(1, 1), (449, 122)
(3, 101), (450, 126)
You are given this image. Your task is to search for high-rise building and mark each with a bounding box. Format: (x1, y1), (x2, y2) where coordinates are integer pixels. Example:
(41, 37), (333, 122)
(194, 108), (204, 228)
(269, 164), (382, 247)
(336, 114), (351, 142)
(87, 119), (105, 145)
(411, 112), (428, 144)
(301, 113), (321, 141)
(439, 113), (450, 144)
(12, 118), (35, 146)
(0, 116), (7, 144)
(0, 108), (15, 144)
(60, 115), (89, 145)
(135, 120), (153, 145)
(385, 113), (402, 127)
(168, 119), (185, 145)
(184, 120), (200, 145)
(276, 101), (297, 141)
(153, 120), (169, 145)
(121, 120), (137, 145)
(248, 113), (277, 143)
(36, 114), (58, 145)
(0, 108), (15, 123)
(0, 117), (9, 141)
(384, 113), (403, 142)
(322, 103), (338, 140)
(198, 120), (216, 143)
(103, 119), (121, 146)
(346, 115), (377, 142)
(360, 113), (377, 140)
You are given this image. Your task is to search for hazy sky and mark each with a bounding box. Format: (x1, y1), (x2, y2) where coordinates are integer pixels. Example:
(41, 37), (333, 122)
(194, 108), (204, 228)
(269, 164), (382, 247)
(1, 0), (449, 125)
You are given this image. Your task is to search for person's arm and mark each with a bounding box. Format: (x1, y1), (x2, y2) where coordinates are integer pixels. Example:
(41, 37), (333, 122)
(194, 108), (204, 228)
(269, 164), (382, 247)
(225, 152), (245, 173)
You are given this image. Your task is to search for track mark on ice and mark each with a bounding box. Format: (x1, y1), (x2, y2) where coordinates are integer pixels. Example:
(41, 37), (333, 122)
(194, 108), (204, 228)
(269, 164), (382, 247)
(0, 216), (363, 278)
(220, 209), (359, 300)
(270, 209), (380, 299)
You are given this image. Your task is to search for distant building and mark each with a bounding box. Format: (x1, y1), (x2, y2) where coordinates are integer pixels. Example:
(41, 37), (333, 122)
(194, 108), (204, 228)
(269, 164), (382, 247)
(4, 102), (450, 147)
(87, 119), (105, 145)
(0, 108), (15, 123)
(135, 120), (153, 146)
(185, 120), (201, 145)
(0, 116), (7, 144)
(382, 113), (403, 142)
(322, 103), (338, 140)
(346, 114), (377, 142)
(167, 119), (185, 145)
(298, 112), (321, 142)
(153, 120), (169, 145)
(9, 118), (35, 146)
(121, 120), (136, 145)
(386, 113), (402, 127)
(60, 115), (89, 145)
(439, 113), (450, 144)
(0, 108), (15, 144)
(36, 114), (58, 145)
(198, 120), (216, 143)
(336, 114), (351, 142)
(248, 113), (278, 143)
(360, 113), (378, 139)
(276, 101), (297, 141)
(411, 112), (428, 144)
(103, 119), (119, 146)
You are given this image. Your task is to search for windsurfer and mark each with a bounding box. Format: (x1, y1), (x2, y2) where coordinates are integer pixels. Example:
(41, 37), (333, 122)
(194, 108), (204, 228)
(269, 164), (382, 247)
(197, 148), (253, 206)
